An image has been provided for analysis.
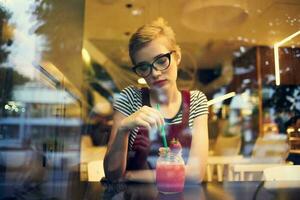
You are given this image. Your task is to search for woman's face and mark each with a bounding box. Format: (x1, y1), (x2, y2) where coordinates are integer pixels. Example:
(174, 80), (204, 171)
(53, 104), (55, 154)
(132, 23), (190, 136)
(133, 36), (180, 91)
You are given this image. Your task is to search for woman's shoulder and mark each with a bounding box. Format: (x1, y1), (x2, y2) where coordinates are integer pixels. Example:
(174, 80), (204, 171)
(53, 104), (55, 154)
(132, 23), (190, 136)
(189, 90), (207, 100)
(189, 90), (208, 116)
(119, 85), (142, 98)
(121, 85), (140, 93)
(116, 85), (144, 105)
(113, 86), (142, 115)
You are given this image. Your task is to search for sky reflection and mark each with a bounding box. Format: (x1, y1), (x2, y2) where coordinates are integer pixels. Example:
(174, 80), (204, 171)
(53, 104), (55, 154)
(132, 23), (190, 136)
(0, 0), (48, 79)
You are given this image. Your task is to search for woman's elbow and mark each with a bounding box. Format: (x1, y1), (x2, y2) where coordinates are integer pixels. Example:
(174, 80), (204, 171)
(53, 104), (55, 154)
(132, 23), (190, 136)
(186, 173), (205, 184)
(185, 163), (206, 184)
(103, 157), (125, 181)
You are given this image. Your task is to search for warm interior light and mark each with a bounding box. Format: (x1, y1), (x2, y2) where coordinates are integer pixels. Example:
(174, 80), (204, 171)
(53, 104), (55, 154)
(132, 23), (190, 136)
(137, 78), (147, 85)
(274, 30), (300, 86)
(287, 127), (295, 134)
(274, 44), (280, 85)
(207, 92), (236, 106)
(82, 48), (91, 64)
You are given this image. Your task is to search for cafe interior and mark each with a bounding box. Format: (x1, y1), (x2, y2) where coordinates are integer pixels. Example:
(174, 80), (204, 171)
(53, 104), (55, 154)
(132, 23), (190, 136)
(0, 0), (300, 199)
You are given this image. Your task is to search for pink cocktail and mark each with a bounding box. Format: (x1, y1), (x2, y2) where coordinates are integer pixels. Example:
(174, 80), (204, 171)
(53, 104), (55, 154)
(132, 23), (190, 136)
(156, 162), (185, 193)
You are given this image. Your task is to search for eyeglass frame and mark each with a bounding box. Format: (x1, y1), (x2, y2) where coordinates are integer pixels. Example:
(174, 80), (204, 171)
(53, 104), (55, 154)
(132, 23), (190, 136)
(131, 50), (176, 78)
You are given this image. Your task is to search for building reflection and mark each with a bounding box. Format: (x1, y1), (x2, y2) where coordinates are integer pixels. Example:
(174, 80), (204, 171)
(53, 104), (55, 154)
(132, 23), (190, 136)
(0, 0), (84, 199)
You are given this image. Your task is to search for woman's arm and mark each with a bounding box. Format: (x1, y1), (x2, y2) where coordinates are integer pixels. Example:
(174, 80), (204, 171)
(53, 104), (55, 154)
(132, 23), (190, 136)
(103, 111), (129, 181)
(185, 114), (209, 183)
(104, 107), (164, 181)
(124, 170), (156, 183)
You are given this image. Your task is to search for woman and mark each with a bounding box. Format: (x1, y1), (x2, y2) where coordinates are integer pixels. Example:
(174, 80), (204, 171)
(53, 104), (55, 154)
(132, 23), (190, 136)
(103, 18), (208, 183)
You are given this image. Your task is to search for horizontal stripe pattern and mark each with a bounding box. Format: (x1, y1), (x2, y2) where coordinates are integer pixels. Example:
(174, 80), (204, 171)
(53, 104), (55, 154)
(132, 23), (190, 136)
(113, 86), (208, 149)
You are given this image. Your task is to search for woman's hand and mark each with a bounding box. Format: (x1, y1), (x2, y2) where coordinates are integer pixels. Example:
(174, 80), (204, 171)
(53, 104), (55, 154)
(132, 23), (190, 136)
(119, 106), (164, 132)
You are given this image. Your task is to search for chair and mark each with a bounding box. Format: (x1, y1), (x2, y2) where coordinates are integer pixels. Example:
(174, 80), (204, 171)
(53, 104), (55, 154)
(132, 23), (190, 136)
(228, 134), (290, 181)
(87, 160), (105, 182)
(263, 165), (300, 181)
(251, 134), (289, 162)
(206, 134), (242, 182)
(80, 135), (107, 180)
(263, 165), (300, 189)
(213, 134), (241, 156)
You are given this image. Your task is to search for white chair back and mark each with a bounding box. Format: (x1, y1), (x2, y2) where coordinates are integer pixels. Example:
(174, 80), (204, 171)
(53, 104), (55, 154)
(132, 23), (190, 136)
(252, 134), (289, 163)
(263, 165), (300, 181)
(87, 160), (105, 182)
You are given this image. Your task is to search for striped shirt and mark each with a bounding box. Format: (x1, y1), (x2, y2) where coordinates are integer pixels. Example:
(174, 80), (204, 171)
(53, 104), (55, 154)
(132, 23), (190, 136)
(113, 86), (208, 149)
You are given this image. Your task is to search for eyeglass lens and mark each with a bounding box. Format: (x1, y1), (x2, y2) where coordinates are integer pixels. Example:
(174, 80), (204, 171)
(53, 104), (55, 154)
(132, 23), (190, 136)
(134, 52), (171, 77)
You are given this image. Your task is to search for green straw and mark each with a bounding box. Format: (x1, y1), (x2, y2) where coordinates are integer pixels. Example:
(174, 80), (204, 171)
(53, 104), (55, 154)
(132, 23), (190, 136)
(156, 104), (168, 147)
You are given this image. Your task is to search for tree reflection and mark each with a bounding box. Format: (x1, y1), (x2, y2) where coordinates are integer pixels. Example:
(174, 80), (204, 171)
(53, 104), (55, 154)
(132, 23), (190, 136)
(0, 4), (11, 64)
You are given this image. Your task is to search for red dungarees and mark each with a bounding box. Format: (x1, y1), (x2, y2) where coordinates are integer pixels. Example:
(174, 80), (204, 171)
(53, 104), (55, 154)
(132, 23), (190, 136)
(126, 88), (192, 170)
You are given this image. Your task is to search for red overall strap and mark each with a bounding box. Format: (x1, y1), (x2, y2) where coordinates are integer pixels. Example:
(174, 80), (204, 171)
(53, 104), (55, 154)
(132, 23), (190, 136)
(181, 90), (191, 129)
(166, 90), (191, 147)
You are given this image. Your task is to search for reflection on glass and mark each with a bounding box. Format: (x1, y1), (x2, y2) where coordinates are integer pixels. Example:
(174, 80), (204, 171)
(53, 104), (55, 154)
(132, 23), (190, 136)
(0, 0), (84, 199)
(1, 0), (47, 79)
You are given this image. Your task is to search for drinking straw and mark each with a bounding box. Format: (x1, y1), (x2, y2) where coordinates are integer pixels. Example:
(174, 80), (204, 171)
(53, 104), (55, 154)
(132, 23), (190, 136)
(156, 104), (168, 147)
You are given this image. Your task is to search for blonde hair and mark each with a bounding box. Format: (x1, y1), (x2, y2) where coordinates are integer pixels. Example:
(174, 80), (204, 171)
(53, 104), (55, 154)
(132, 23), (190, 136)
(129, 18), (180, 64)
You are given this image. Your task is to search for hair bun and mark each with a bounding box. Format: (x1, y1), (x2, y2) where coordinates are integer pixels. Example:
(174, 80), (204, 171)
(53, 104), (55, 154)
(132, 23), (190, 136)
(151, 17), (168, 27)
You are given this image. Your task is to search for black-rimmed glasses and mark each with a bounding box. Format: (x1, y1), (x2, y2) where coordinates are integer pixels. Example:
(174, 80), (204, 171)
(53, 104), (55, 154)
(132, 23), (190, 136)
(132, 51), (175, 78)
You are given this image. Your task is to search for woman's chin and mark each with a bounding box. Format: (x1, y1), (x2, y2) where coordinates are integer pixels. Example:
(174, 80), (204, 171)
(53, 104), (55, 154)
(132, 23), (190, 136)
(150, 86), (168, 103)
(152, 84), (167, 91)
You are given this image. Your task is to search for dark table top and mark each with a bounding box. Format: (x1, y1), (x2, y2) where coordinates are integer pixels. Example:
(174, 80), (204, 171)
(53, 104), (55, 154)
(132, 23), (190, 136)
(83, 181), (300, 200)
(1, 180), (299, 200)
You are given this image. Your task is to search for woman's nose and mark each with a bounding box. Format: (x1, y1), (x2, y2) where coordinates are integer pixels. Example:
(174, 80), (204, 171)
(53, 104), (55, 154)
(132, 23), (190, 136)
(151, 67), (162, 77)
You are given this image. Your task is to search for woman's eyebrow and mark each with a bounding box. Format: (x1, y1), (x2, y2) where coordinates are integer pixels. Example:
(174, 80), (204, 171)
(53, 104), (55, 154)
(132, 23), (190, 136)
(135, 52), (168, 66)
(153, 53), (165, 60)
(135, 61), (151, 66)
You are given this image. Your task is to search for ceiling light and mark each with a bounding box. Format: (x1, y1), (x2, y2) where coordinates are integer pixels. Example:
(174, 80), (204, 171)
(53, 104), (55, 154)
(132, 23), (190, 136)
(181, 0), (248, 32)
(132, 8), (143, 16)
(82, 48), (91, 64)
(137, 78), (147, 85)
(240, 46), (246, 53)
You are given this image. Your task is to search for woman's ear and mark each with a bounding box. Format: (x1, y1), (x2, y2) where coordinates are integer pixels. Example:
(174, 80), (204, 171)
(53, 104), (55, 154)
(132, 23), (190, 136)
(175, 49), (181, 65)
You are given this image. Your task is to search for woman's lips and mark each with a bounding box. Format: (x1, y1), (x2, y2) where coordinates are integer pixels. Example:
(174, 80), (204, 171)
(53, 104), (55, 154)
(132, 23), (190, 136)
(153, 79), (167, 87)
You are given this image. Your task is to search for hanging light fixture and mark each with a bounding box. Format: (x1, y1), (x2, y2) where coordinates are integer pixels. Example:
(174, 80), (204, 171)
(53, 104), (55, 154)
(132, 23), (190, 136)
(181, 0), (248, 32)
